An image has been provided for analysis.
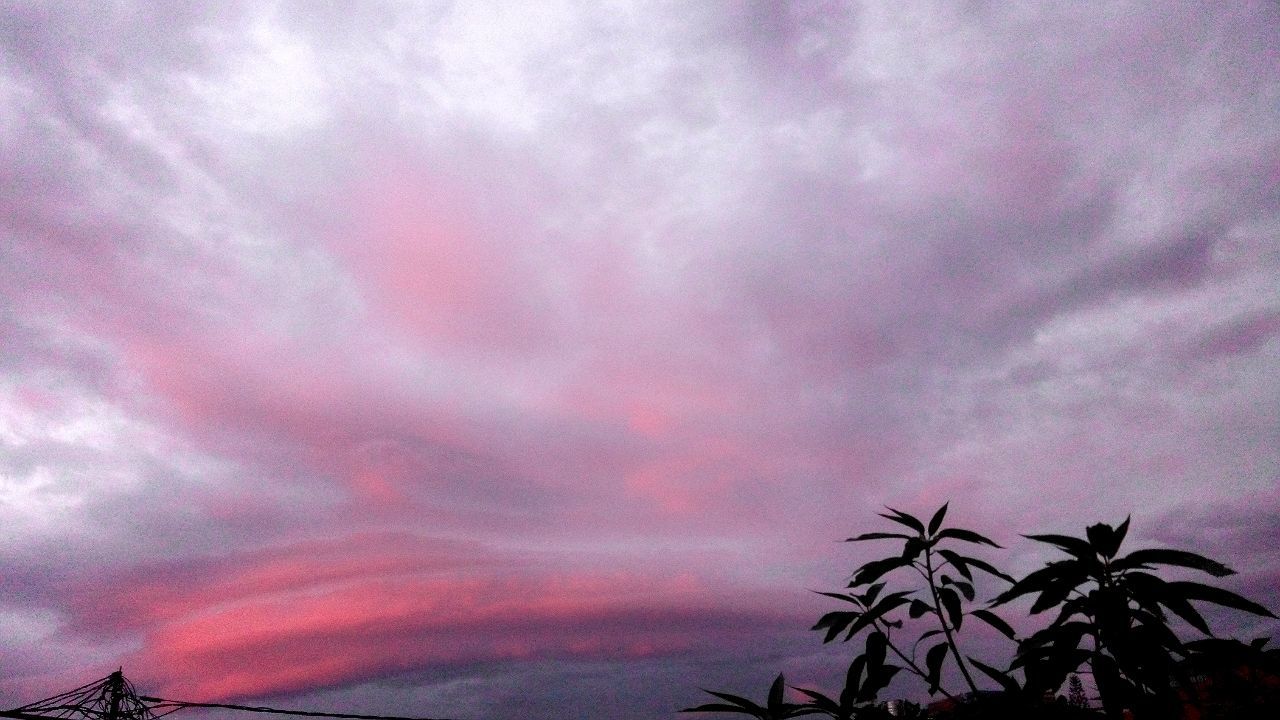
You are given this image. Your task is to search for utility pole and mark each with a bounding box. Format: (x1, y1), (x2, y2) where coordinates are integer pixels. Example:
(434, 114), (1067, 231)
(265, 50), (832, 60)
(106, 670), (124, 720)
(6, 670), (452, 720)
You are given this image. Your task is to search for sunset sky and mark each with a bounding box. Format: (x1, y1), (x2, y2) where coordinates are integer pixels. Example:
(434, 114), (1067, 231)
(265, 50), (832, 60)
(2, 2), (1278, 719)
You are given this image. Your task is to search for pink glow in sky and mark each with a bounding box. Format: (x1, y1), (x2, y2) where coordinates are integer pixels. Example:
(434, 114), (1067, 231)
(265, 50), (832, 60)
(2, 2), (1278, 719)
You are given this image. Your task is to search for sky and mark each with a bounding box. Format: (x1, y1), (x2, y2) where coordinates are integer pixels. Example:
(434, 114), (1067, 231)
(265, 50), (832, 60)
(1, 1), (1278, 718)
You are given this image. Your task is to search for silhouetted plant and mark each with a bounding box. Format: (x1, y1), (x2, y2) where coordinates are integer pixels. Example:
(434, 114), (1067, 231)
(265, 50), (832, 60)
(813, 504), (1016, 698)
(681, 508), (1276, 720)
(790, 630), (898, 719)
(681, 674), (817, 719)
(991, 517), (1278, 718)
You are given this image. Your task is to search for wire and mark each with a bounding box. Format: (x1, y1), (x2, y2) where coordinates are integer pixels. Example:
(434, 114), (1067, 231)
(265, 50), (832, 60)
(137, 699), (456, 720)
(8, 674), (458, 720)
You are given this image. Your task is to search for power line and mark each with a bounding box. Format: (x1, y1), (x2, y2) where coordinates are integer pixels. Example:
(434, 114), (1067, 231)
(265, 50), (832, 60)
(138, 699), (455, 720)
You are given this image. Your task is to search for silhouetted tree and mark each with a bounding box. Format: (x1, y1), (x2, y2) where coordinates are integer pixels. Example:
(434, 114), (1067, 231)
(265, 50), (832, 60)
(1066, 675), (1087, 708)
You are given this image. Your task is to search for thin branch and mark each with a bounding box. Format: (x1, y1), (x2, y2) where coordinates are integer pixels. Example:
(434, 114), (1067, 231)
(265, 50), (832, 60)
(871, 617), (956, 700)
(925, 547), (980, 694)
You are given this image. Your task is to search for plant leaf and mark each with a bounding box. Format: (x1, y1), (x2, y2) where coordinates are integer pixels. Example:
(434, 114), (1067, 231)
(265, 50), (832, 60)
(1114, 549), (1234, 577)
(879, 507), (926, 534)
(1028, 620), (1093, 654)
(901, 537), (925, 561)
(928, 504), (949, 536)
(924, 642), (949, 694)
(1025, 533), (1094, 560)
(946, 578), (975, 601)
(844, 594), (912, 639)
(915, 628), (944, 646)
(993, 560), (1086, 606)
(1029, 574), (1081, 615)
(850, 556), (910, 587)
(1112, 516), (1131, 551)
(939, 586), (964, 630)
(908, 599), (930, 619)
(1131, 607), (1185, 653)
(1124, 571), (1212, 635)
(970, 609), (1017, 640)
(702, 690), (761, 706)
(791, 687), (837, 714)
(767, 674), (785, 710)
(1086, 521), (1125, 559)
(957, 555), (1015, 583)
(842, 655), (867, 708)
(862, 582), (887, 606)
(1041, 596), (1090, 631)
(814, 591), (861, 605)
(680, 702), (759, 715)
(845, 532), (913, 542)
(860, 664), (902, 703)
(812, 611), (858, 643)
(936, 548), (973, 581)
(969, 657), (1021, 694)
(1168, 581), (1277, 618)
(935, 528), (1002, 548)
(865, 630), (888, 668)
(685, 689), (767, 716)
(934, 552), (1013, 584)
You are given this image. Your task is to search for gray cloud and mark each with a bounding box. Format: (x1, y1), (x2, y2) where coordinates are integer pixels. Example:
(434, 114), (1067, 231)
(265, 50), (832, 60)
(2, 1), (1277, 717)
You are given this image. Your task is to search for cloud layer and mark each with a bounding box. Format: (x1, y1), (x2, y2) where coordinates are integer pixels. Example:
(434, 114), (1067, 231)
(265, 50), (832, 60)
(2, 2), (1278, 718)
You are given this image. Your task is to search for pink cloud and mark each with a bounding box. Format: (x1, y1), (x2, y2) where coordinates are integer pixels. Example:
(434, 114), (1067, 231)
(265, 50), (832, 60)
(51, 535), (798, 701)
(332, 163), (557, 355)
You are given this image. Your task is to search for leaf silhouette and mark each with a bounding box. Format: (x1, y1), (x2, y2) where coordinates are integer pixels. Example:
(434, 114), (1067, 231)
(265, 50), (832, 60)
(1113, 548), (1234, 577)
(1024, 533), (1096, 559)
(878, 507), (925, 534)
(845, 532), (912, 542)
(1168, 581), (1276, 618)
(969, 657), (1021, 694)
(935, 528), (1002, 548)
(924, 643), (949, 694)
(927, 504), (949, 536)
(970, 609), (1017, 640)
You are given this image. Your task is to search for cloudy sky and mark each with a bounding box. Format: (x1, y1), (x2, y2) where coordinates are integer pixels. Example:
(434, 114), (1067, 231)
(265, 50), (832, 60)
(2, 1), (1277, 718)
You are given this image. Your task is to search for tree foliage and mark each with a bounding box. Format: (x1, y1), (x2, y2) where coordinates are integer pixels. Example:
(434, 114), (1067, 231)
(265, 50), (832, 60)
(992, 517), (1277, 717)
(815, 504), (1014, 699)
(683, 507), (1277, 720)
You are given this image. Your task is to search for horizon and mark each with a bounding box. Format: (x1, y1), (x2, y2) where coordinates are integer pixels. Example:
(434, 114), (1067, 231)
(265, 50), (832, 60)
(2, 2), (1278, 719)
